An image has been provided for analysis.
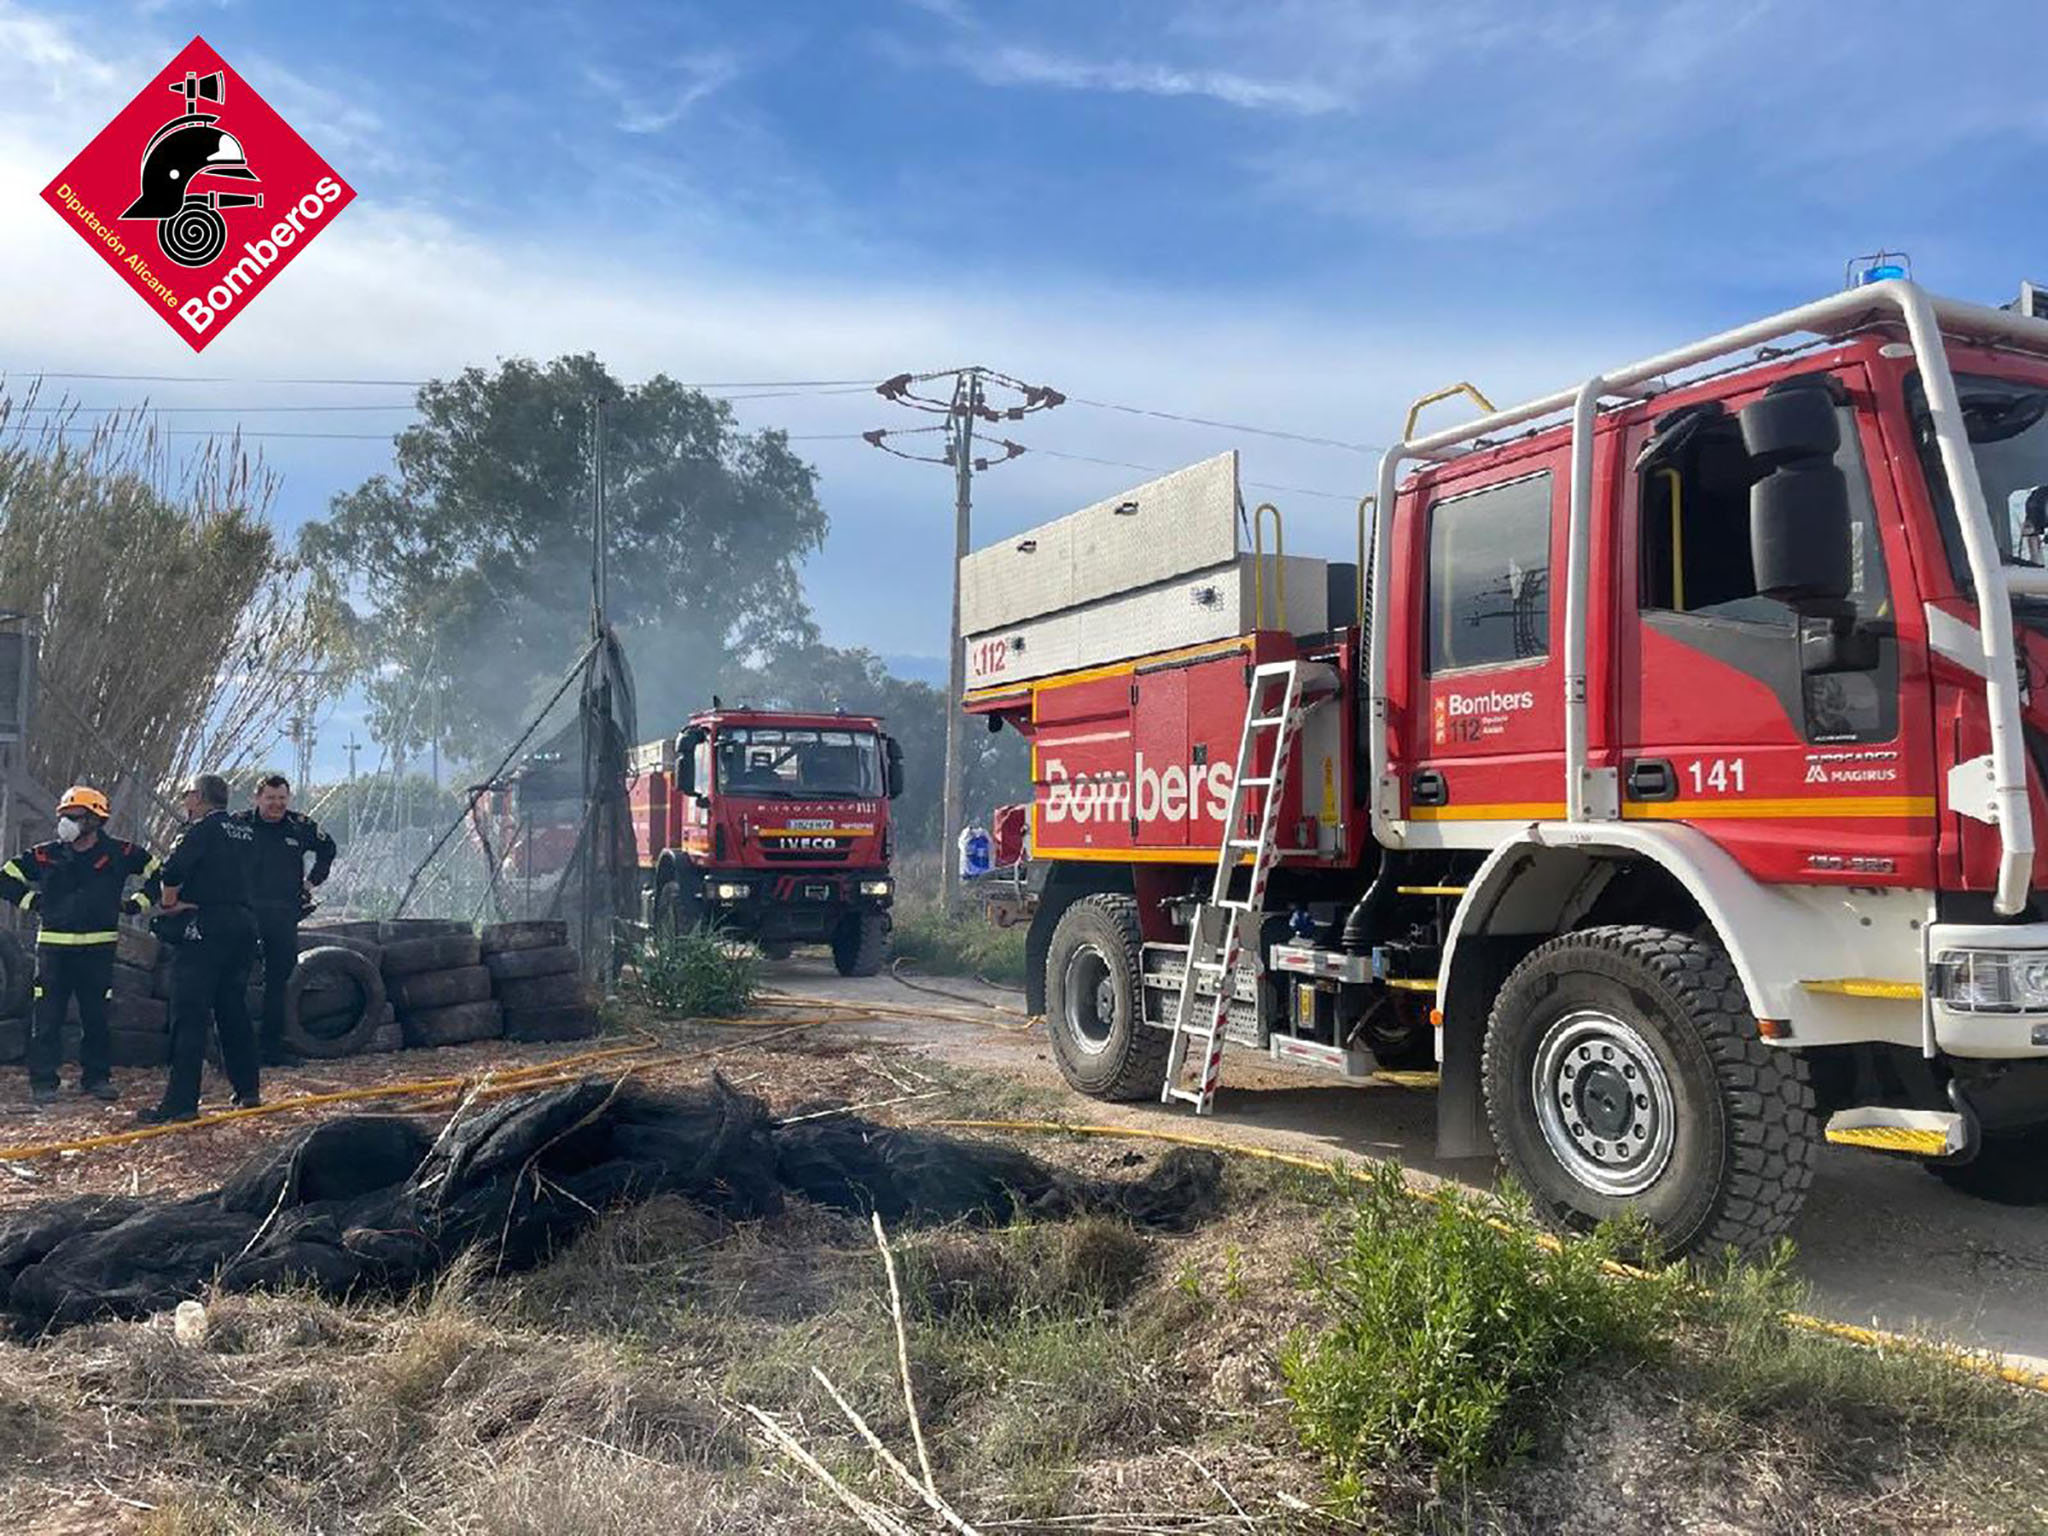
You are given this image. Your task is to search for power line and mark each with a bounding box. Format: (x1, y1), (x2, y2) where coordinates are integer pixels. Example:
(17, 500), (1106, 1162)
(1026, 444), (1357, 502)
(1065, 394), (1377, 453)
(2, 370), (885, 389)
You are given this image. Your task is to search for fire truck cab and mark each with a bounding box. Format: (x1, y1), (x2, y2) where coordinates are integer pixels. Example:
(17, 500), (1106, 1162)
(965, 279), (2048, 1256)
(631, 707), (905, 975)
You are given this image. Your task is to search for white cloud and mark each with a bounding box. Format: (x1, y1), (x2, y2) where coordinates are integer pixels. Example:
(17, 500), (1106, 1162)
(582, 51), (741, 136)
(959, 43), (1347, 116)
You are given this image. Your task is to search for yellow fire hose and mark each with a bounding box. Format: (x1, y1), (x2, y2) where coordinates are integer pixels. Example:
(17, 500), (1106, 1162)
(922, 1116), (2048, 1398)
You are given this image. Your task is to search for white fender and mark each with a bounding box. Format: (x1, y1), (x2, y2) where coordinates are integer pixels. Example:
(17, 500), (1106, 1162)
(1437, 822), (1929, 1050)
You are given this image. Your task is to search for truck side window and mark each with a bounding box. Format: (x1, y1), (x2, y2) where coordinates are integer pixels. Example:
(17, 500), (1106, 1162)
(1639, 398), (1890, 626)
(1427, 471), (1552, 672)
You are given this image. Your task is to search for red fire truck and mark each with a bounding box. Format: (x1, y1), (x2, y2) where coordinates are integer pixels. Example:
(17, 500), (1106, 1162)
(630, 706), (905, 975)
(964, 277), (2048, 1256)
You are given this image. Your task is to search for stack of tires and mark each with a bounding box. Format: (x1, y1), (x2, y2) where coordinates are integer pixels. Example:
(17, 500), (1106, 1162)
(287, 923), (399, 1059)
(380, 919), (503, 1049)
(480, 922), (598, 1042)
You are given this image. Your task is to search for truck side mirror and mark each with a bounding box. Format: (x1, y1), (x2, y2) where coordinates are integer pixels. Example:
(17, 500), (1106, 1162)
(1741, 391), (1852, 615)
(674, 730), (704, 798)
(884, 736), (906, 800)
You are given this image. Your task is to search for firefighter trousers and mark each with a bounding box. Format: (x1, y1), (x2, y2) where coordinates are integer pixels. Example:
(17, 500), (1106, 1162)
(28, 942), (114, 1092)
(252, 902), (299, 1052)
(161, 908), (259, 1116)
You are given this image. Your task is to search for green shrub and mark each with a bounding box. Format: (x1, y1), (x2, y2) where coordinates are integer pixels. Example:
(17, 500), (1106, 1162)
(889, 901), (1028, 985)
(628, 927), (757, 1017)
(1282, 1166), (1687, 1497)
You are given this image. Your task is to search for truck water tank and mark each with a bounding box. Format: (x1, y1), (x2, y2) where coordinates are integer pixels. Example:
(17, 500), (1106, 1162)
(958, 825), (992, 880)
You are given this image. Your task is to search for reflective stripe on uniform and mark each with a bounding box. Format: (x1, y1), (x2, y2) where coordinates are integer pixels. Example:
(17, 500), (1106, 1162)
(36, 930), (118, 947)
(142, 856), (161, 877)
(1, 860), (23, 883)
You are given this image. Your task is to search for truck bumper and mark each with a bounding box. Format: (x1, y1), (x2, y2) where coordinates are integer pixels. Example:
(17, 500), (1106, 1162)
(699, 871), (893, 943)
(1927, 920), (2048, 1059)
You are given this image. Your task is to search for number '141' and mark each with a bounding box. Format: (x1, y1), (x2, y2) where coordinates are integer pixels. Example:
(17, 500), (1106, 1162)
(1688, 758), (1746, 794)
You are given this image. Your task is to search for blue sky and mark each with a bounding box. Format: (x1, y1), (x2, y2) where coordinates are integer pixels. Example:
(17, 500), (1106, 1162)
(4, 0), (2048, 773)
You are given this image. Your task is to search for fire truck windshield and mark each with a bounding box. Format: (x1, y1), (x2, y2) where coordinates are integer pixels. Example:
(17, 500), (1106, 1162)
(1910, 371), (2048, 588)
(714, 727), (881, 798)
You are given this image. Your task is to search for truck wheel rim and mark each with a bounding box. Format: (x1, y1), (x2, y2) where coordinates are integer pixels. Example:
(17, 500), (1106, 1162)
(1062, 943), (1117, 1055)
(1531, 1008), (1676, 1199)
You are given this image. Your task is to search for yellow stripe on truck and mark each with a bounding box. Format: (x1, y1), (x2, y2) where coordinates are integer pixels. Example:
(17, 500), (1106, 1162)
(1625, 795), (1936, 820)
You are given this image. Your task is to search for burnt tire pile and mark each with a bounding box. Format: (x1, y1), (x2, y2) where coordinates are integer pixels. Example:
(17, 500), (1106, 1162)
(0, 917), (598, 1070)
(0, 1075), (1225, 1331)
(481, 921), (599, 1043)
(380, 918), (599, 1050)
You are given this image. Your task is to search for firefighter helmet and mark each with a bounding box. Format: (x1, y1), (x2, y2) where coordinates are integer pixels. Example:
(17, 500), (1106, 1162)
(56, 785), (111, 821)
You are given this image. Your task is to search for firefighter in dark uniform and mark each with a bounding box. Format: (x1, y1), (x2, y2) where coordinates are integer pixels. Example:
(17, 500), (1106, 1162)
(0, 785), (157, 1107)
(138, 773), (261, 1125)
(234, 773), (337, 1066)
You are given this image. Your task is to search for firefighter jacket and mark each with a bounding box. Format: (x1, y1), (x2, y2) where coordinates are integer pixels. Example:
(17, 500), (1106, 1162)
(0, 838), (158, 946)
(231, 808), (338, 908)
(158, 810), (255, 913)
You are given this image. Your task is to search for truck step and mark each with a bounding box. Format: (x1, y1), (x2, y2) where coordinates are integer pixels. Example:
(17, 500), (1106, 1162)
(1823, 1108), (1967, 1158)
(1397, 885), (1468, 898)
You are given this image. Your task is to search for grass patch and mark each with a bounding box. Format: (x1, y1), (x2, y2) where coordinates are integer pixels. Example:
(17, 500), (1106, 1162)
(889, 900), (1028, 985)
(628, 926), (758, 1016)
(1283, 1164), (1688, 1497)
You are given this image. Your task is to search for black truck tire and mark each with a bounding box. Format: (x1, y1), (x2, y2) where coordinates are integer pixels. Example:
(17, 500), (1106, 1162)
(391, 965), (493, 1012)
(480, 920), (570, 955)
(831, 910), (888, 978)
(377, 918), (472, 945)
(297, 930), (381, 962)
(652, 877), (706, 939)
(111, 962), (155, 1001)
(494, 970), (587, 1010)
(285, 947), (387, 1059)
(1483, 924), (1815, 1258)
(109, 996), (169, 1034)
(108, 1027), (170, 1069)
(381, 934), (482, 978)
(0, 930), (33, 1018)
(403, 1000), (504, 1048)
(483, 945), (579, 982)
(1929, 1125), (2048, 1205)
(115, 925), (160, 971)
(1043, 893), (1168, 1102)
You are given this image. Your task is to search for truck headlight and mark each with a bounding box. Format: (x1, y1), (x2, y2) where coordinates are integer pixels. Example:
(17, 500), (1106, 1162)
(1933, 949), (2048, 1012)
(713, 882), (752, 902)
(859, 879), (892, 898)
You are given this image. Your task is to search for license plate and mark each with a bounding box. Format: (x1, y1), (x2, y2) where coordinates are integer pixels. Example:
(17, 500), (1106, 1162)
(804, 883), (832, 902)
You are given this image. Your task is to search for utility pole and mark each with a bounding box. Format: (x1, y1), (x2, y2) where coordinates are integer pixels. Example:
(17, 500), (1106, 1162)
(942, 370), (979, 911)
(344, 733), (362, 846)
(867, 367), (1062, 904)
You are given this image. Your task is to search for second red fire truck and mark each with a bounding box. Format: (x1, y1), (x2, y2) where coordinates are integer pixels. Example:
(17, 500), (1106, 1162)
(630, 705), (905, 975)
(964, 275), (2048, 1256)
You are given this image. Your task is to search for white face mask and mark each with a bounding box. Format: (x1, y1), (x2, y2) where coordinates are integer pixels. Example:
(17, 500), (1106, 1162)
(55, 817), (82, 844)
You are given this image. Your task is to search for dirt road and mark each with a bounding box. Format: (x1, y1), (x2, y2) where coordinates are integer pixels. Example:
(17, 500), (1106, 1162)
(772, 956), (2048, 1373)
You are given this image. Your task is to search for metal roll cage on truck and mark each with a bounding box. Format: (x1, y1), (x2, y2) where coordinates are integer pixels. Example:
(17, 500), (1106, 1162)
(965, 275), (2048, 1256)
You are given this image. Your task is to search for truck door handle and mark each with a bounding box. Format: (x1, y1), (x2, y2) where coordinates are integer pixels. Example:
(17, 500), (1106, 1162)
(1626, 758), (1677, 801)
(1410, 770), (1448, 808)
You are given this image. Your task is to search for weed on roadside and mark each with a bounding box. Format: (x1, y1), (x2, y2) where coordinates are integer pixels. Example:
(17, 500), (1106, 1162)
(628, 927), (758, 1016)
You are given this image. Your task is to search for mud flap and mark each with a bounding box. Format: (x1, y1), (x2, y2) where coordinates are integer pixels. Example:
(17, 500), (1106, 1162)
(1435, 934), (1524, 1161)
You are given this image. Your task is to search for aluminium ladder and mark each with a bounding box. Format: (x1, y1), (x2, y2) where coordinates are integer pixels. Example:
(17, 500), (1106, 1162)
(1162, 659), (1321, 1114)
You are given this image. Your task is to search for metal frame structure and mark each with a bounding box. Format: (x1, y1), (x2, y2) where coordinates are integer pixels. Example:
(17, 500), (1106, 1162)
(1368, 279), (2048, 917)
